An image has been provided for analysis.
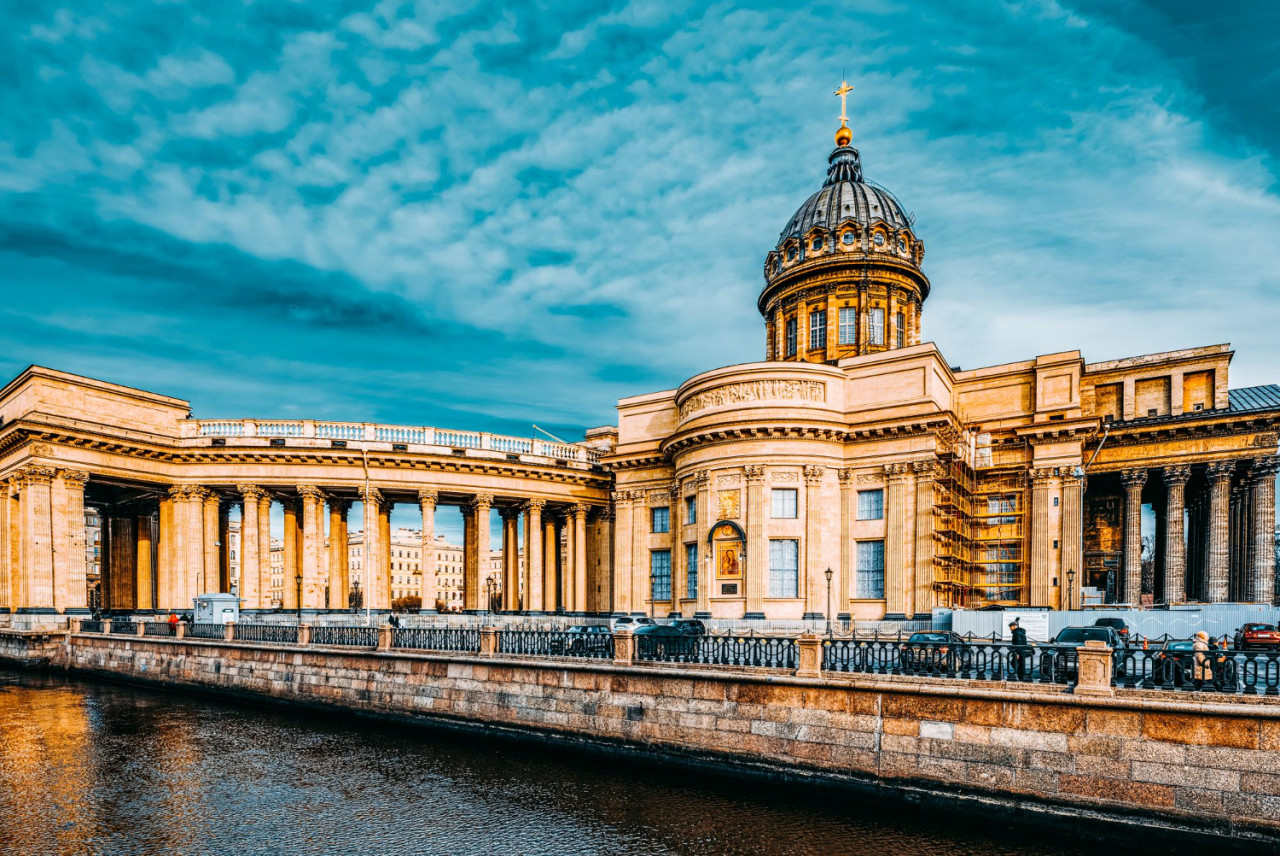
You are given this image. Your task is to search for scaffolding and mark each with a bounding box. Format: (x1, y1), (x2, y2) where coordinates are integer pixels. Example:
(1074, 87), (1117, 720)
(932, 434), (1030, 609)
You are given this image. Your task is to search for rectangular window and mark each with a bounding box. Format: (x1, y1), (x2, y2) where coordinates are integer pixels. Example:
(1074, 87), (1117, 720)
(987, 495), (1017, 525)
(651, 506), (670, 533)
(895, 312), (905, 349)
(685, 543), (698, 599)
(771, 488), (798, 519)
(856, 489), (884, 520)
(838, 306), (857, 345)
(869, 307), (885, 346)
(684, 495), (696, 524)
(785, 317), (797, 357)
(809, 309), (827, 349)
(650, 550), (672, 601)
(856, 540), (885, 599)
(768, 539), (799, 598)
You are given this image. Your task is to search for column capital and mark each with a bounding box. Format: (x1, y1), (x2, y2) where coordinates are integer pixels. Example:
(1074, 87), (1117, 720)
(328, 496), (353, 514)
(594, 504), (615, 522)
(358, 485), (382, 504)
(1120, 468), (1148, 489)
(802, 465), (825, 485)
(1162, 465), (1192, 487)
(15, 464), (56, 485)
(1206, 460), (1236, 482)
(693, 470), (711, 487)
(417, 488), (439, 507)
(58, 469), (90, 486)
(500, 505), (521, 521)
(911, 458), (940, 479)
(1248, 457), (1280, 480)
(837, 467), (856, 484)
(522, 497), (546, 514)
(571, 502), (588, 519)
(1028, 467), (1058, 485)
(237, 484), (268, 501)
(296, 484), (325, 502)
(743, 464), (766, 484)
(468, 493), (493, 512)
(884, 462), (913, 481)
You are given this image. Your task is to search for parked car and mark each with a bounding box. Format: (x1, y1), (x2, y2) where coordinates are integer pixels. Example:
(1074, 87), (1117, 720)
(1048, 626), (1125, 681)
(1234, 623), (1280, 650)
(1152, 640), (1196, 687)
(1091, 618), (1130, 647)
(611, 616), (657, 633)
(633, 623), (695, 657)
(564, 625), (613, 655)
(898, 631), (967, 672)
(671, 619), (706, 637)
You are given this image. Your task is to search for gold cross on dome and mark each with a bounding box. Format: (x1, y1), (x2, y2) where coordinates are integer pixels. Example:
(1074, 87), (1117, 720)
(834, 80), (854, 125)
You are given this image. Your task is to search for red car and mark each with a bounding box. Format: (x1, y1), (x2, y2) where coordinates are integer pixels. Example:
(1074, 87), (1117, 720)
(1234, 623), (1280, 650)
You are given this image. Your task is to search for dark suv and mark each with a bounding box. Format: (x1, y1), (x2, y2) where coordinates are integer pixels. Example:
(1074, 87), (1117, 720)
(1049, 626), (1125, 681)
(1091, 618), (1130, 646)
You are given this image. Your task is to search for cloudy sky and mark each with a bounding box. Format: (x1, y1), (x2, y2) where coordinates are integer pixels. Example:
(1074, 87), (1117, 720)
(3, 0), (1278, 447)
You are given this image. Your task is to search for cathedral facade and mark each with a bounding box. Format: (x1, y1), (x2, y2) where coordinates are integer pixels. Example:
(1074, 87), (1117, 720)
(606, 117), (1280, 622)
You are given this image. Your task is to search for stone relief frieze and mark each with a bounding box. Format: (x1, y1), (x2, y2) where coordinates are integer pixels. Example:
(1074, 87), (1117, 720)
(679, 379), (825, 420)
(771, 471), (799, 484)
(716, 474), (740, 486)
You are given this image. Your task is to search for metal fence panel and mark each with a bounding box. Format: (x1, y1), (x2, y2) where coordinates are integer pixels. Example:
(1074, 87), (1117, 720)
(234, 624), (299, 644)
(311, 626), (379, 648)
(391, 627), (480, 653)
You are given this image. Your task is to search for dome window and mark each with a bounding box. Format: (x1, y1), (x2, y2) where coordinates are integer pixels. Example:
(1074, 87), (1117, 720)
(841, 231), (856, 245)
(811, 236), (823, 251)
(897, 238), (907, 252)
(786, 246), (797, 261)
(873, 233), (885, 246)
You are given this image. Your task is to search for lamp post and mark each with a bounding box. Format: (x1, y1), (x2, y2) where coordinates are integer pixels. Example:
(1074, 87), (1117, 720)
(295, 572), (303, 622)
(485, 576), (498, 616)
(1066, 568), (1076, 611)
(824, 567), (834, 636)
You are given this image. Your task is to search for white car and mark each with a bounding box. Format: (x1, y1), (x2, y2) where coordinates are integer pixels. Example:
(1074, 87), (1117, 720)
(611, 616), (657, 632)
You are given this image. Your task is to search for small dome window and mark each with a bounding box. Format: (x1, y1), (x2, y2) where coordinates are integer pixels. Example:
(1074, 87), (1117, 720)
(898, 238), (907, 252)
(841, 231), (856, 245)
(786, 246), (797, 261)
(873, 233), (885, 246)
(811, 236), (823, 251)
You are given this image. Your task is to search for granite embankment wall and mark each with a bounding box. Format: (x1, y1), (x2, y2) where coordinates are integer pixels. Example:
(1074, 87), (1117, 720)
(4, 631), (1280, 848)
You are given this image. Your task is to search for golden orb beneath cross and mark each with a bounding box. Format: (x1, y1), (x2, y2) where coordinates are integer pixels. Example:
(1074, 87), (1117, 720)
(834, 124), (852, 146)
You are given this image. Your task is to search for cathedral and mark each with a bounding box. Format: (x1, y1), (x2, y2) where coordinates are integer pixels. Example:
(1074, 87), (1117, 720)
(1, 95), (1278, 623)
(606, 98), (1280, 622)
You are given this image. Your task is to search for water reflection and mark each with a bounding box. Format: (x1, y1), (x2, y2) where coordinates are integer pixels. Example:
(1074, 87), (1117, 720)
(0, 670), (1121, 855)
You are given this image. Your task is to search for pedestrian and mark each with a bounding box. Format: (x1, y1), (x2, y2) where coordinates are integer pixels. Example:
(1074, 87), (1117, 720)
(1192, 630), (1211, 685)
(167, 612), (179, 628)
(1009, 619), (1029, 680)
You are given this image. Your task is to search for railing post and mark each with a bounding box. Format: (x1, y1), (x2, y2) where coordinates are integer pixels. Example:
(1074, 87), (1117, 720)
(175, 621), (187, 640)
(612, 630), (634, 665)
(377, 625), (392, 651)
(68, 618), (82, 633)
(224, 623), (236, 642)
(297, 623), (311, 646)
(1074, 641), (1114, 697)
(795, 633), (823, 678)
(135, 622), (147, 637)
(102, 619), (113, 635)
(479, 626), (498, 656)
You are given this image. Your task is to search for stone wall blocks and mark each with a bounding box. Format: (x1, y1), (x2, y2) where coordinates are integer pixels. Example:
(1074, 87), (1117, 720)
(952, 723), (991, 744)
(1184, 745), (1280, 774)
(1073, 756), (1129, 779)
(878, 751), (919, 779)
(1003, 703), (1086, 735)
(1241, 772), (1280, 796)
(988, 727), (1069, 753)
(881, 694), (963, 722)
(931, 740), (1026, 769)
(1141, 713), (1259, 749)
(1173, 787), (1226, 814)
(1118, 740), (1187, 765)
(1084, 709), (1143, 738)
(880, 733), (921, 755)
(1059, 774), (1176, 809)
(882, 717), (919, 737)
(1013, 768), (1060, 795)
(1132, 761), (1240, 792)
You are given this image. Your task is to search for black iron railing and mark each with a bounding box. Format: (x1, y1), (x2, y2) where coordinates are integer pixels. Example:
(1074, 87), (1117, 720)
(636, 634), (797, 669)
(79, 620), (104, 633)
(185, 623), (224, 640)
(822, 639), (1080, 686)
(1118, 647), (1280, 695)
(311, 626), (379, 648)
(497, 629), (615, 659)
(109, 620), (137, 635)
(145, 622), (178, 637)
(392, 627), (480, 653)
(234, 624), (300, 644)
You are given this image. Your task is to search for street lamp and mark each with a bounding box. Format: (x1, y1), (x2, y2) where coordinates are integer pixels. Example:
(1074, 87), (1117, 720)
(824, 567), (834, 636)
(485, 576), (498, 616)
(1066, 568), (1076, 611)
(295, 572), (303, 622)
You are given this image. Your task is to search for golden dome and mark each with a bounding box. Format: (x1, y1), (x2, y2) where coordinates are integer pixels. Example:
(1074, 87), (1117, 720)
(834, 123), (852, 147)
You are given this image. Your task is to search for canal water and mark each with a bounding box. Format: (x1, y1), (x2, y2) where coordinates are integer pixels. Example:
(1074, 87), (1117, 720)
(0, 669), (1126, 855)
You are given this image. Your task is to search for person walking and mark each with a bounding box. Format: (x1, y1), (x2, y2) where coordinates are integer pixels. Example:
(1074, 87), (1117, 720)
(1009, 619), (1029, 681)
(1192, 630), (1211, 687)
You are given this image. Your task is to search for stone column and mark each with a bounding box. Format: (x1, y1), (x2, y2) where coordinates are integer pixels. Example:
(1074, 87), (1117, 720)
(1029, 468), (1055, 610)
(416, 490), (437, 613)
(218, 500), (232, 593)
(884, 463), (912, 618)
(611, 494), (630, 615)
(281, 497), (300, 611)
(1251, 458), (1278, 604)
(0, 480), (13, 613)
(837, 469), (854, 618)
(544, 512), (559, 612)
(744, 466), (767, 619)
(55, 469), (91, 612)
(377, 496), (392, 610)
(256, 493), (272, 608)
(802, 466), (825, 619)
(183, 487), (208, 611)
(15, 466), (56, 611)
(501, 508), (520, 611)
(327, 497), (351, 610)
(593, 506), (614, 614)
(667, 484), (682, 617)
(202, 490), (221, 596)
(297, 485), (325, 609)
(572, 504), (587, 615)
(358, 486), (382, 610)
(237, 486), (265, 609)
(158, 487), (179, 610)
(1162, 466), (1191, 604)
(464, 494), (491, 612)
(913, 460), (937, 619)
(630, 492), (647, 615)
(693, 473), (711, 617)
(1205, 461), (1234, 603)
(135, 511), (155, 611)
(1061, 473), (1084, 609)
(522, 499), (545, 613)
(1120, 469), (1147, 604)
(562, 509), (577, 613)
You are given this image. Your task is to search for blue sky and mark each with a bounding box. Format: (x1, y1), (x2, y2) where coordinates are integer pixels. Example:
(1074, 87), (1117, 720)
(3, 2), (1279, 543)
